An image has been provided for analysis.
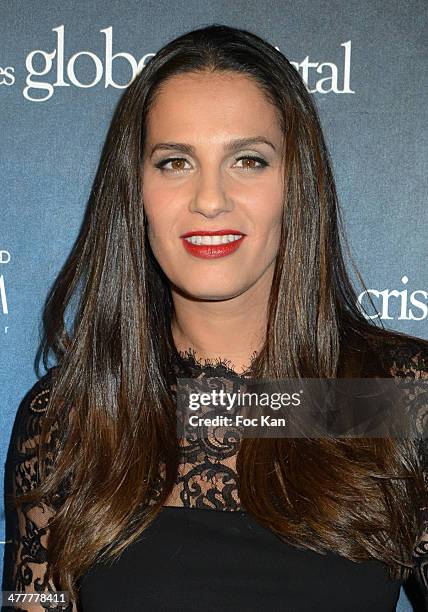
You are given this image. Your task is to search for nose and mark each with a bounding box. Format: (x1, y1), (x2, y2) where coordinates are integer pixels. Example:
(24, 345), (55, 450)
(189, 167), (233, 218)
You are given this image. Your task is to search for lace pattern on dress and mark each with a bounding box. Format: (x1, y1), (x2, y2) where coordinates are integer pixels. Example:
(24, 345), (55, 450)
(5, 338), (428, 608)
(7, 368), (75, 611)
(164, 347), (254, 511)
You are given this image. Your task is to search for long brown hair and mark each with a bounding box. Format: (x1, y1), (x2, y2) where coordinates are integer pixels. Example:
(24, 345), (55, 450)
(15, 24), (426, 597)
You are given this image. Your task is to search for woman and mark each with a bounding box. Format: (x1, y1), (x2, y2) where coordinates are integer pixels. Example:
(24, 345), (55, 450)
(4, 23), (428, 611)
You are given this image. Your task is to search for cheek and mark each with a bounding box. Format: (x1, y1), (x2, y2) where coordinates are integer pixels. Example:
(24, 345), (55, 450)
(146, 216), (173, 256)
(248, 186), (283, 242)
(142, 186), (170, 243)
(257, 195), (283, 227)
(142, 173), (186, 243)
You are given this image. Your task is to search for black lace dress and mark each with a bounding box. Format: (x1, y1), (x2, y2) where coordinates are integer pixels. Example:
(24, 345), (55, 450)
(4, 337), (428, 611)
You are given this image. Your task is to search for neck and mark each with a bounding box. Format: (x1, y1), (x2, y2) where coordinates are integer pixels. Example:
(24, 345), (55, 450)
(171, 268), (272, 374)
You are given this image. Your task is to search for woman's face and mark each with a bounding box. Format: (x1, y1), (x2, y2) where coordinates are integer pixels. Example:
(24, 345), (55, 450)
(141, 70), (284, 301)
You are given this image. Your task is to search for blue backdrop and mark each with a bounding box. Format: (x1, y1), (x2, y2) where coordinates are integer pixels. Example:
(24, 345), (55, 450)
(1, 2), (427, 609)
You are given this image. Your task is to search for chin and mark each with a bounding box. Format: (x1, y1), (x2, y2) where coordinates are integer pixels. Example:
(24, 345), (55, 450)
(176, 280), (249, 301)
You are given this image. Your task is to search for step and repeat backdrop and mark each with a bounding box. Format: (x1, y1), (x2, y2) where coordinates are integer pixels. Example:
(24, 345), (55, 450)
(1, 1), (427, 609)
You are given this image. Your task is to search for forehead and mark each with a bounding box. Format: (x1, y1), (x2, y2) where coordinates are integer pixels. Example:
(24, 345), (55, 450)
(145, 71), (282, 142)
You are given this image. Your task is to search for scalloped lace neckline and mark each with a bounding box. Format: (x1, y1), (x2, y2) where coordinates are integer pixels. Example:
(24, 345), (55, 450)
(171, 346), (257, 378)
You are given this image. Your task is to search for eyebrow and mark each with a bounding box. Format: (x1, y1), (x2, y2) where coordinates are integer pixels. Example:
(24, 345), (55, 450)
(149, 136), (276, 158)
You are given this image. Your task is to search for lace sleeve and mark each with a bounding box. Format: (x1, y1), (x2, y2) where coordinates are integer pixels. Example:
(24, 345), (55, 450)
(386, 338), (428, 603)
(5, 369), (78, 612)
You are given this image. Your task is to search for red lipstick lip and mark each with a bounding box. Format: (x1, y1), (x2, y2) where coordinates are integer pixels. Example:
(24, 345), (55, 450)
(181, 232), (246, 259)
(180, 229), (246, 238)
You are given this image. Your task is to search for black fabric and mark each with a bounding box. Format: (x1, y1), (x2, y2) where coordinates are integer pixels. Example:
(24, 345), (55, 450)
(3, 333), (428, 611)
(78, 506), (402, 612)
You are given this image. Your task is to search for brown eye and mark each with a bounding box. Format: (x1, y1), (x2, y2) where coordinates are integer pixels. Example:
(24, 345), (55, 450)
(234, 156), (268, 171)
(243, 158), (257, 169)
(170, 159), (186, 171)
(154, 157), (191, 173)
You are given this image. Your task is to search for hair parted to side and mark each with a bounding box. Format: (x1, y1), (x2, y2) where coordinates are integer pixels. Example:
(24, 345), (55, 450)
(15, 23), (426, 597)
